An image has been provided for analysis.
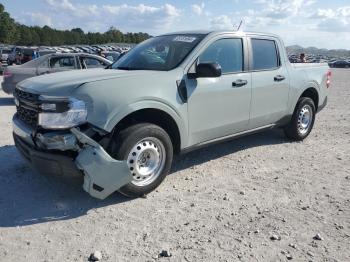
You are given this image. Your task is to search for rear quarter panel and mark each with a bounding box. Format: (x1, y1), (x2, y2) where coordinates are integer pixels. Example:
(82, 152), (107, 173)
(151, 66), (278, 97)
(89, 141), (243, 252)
(12, 67), (38, 84)
(287, 63), (329, 113)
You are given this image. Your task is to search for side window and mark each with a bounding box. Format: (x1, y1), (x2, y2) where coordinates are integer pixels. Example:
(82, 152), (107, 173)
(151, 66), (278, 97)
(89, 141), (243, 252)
(50, 57), (75, 69)
(251, 39), (279, 70)
(38, 59), (49, 68)
(82, 57), (106, 69)
(198, 38), (243, 74)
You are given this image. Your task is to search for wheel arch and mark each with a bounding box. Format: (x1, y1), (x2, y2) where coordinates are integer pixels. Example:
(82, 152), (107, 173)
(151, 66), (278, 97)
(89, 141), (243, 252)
(106, 103), (186, 154)
(299, 87), (319, 111)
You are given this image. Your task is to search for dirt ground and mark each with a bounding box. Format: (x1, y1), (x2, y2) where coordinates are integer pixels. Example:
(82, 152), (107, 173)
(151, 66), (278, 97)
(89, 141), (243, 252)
(0, 70), (349, 262)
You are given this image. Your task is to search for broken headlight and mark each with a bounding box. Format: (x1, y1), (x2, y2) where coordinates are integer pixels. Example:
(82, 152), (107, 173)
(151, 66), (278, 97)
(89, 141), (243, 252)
(38, 96), (87, 129)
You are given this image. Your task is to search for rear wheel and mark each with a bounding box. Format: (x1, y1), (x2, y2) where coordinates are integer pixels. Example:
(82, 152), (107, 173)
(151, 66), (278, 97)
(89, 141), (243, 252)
(284, 97), (316, 141)
(110, 123), (173, 197)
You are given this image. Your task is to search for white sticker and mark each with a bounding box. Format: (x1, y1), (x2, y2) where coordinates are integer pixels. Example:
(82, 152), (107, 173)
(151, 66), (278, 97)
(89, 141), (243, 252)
(173, 36), (197, 43)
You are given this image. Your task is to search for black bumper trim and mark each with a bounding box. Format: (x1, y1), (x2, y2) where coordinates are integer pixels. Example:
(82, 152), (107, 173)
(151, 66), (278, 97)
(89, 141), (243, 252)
(13, 134), (82, 178)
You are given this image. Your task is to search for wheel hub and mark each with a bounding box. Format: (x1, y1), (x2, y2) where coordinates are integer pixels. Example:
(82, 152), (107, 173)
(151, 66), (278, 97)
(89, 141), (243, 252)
(298, 105), (312, 135)
(126, 138), (165, 187)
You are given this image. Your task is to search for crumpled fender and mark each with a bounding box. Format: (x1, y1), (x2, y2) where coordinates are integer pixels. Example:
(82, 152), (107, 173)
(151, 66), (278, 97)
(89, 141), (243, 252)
(71, 128), (132, 199)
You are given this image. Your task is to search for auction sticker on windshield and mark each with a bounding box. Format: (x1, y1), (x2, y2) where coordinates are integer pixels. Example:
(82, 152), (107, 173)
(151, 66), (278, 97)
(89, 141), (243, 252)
(173, 36), (197, 43)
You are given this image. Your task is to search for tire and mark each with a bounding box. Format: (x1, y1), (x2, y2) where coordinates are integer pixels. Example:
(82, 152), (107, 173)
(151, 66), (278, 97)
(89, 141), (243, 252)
(110, 123), (173, 197)
(284, 97), (316, 141)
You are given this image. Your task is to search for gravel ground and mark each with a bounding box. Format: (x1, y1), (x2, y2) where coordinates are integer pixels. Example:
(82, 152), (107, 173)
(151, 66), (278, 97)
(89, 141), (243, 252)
(0, 70), (349, 262)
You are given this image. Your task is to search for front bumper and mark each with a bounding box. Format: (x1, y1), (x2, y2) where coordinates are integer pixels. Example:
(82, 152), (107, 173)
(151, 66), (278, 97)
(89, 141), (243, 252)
(13, 115), (132, 199)
(13, 134), (82, 178)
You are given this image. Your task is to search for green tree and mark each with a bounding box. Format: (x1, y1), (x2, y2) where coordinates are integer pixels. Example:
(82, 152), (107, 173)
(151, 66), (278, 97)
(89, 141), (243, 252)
(0, 3), (18, 43)
(0, 3), (151, 46)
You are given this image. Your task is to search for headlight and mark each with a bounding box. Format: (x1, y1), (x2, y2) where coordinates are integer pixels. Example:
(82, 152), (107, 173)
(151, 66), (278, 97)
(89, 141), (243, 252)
(38, 97), (87, 129)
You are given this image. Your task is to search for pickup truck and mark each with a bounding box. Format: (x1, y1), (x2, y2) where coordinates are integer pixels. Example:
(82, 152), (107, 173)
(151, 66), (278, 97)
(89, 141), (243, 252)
(12, 30), (330, 199)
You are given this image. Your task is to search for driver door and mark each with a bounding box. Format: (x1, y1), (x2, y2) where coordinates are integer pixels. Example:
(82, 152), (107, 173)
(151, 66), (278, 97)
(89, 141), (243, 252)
(186, 37), (252, 145)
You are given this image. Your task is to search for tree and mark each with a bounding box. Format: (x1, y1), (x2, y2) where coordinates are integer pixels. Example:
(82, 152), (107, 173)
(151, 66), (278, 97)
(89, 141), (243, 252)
(0, 3), (151, 45)
(0, 4), (18, 43)
(71, 28), (84, 34)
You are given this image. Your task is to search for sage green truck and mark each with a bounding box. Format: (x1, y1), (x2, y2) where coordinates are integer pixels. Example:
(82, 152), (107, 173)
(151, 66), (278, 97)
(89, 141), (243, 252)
(12, 30), (331, 199)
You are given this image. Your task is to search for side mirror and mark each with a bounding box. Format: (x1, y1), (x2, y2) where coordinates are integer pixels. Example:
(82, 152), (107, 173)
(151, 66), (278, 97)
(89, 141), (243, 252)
(195, 62), (222, 78)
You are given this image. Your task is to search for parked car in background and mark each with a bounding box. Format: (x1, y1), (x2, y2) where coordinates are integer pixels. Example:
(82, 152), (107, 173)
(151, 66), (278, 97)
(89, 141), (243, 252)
(7, 47), (37, 65)
(11, 30), (330, 199)
(7, 46), (22, 65)
(329, 60), (350, 68)
(0, 61), (3, 75)
(1, 48), (11, 63)
(2, 53), (111, 94)
(38, 49), (57, 56)
(103, 51), (121, 62)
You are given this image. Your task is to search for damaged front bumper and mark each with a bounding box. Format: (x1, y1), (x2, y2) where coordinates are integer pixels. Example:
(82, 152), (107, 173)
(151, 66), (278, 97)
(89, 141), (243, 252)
(12, 115), (132, 199)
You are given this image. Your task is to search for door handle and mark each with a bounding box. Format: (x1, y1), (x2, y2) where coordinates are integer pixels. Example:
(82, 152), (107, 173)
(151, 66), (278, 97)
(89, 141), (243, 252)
(232, 79), (248, 87)
(274, 75), (285, 82)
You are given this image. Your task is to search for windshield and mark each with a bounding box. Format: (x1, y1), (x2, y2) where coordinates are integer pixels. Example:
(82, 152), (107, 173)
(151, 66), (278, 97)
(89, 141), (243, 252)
(111, 34), (206, 71)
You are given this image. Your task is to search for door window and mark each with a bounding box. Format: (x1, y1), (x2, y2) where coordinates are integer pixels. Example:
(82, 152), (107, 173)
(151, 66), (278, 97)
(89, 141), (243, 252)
(50, 57), (75, 69)
(198, 38), (243, 74)
(38, 59), (49, 68)
(251, 39), (279, 70)
(81, 57), (107, 69)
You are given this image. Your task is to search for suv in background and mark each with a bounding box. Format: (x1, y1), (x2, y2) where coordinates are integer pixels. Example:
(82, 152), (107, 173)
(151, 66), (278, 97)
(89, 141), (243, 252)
(1, 48), (11, 63)
(7, 47), (36, 65)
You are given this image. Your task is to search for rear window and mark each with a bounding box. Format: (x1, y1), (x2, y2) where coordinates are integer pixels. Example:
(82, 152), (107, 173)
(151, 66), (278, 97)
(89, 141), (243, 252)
(251, 39), (279, 70)
(22, 49), (35, 56)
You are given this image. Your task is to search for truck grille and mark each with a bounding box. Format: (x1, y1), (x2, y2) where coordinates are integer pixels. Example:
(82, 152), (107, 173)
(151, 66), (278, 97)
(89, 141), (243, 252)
(14, 88), (40, 128)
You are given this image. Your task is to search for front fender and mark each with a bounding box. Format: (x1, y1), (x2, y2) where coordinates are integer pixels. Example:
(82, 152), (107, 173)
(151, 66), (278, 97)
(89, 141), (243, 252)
(103, 100), (188, 149)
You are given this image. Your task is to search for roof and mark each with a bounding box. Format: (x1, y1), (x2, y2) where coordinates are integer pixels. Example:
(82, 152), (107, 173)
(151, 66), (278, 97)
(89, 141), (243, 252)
(159, 30), (280, 39)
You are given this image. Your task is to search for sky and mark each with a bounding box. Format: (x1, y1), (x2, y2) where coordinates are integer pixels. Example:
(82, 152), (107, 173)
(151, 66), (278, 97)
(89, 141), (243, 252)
(2, 0), (350, 49)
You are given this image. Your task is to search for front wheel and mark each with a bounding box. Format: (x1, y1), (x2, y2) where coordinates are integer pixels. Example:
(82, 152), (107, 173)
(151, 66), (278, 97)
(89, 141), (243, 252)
(284, 97), (316, 141)
(110, 123), (173, 197)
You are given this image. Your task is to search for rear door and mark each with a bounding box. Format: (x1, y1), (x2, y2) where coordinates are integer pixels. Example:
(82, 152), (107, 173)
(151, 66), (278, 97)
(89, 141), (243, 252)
(248, 37), (290, 128)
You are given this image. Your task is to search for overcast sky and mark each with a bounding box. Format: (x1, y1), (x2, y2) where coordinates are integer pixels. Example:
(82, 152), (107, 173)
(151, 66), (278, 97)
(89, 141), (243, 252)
(2, 0), (350, 49)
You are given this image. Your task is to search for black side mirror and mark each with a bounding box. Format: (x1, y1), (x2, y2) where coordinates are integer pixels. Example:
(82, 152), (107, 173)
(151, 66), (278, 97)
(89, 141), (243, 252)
(195, 62), (222, 78)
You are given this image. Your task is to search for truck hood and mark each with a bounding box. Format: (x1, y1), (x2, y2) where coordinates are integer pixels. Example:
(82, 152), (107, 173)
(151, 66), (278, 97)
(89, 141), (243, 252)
(17, 68), (158, 95)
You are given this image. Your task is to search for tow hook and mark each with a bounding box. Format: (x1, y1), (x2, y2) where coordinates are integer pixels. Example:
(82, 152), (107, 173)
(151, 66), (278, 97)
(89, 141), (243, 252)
(71, 128), (132, 199)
